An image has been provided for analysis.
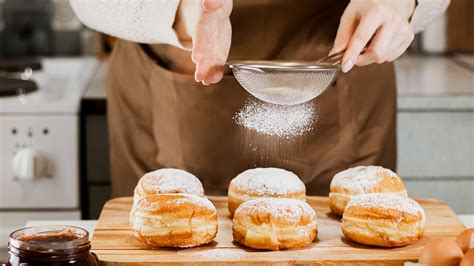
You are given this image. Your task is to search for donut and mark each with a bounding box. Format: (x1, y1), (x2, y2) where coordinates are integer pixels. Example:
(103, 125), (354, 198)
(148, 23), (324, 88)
(342, 193), (425, 247)
(329, 166), (407, 216)
(133, 168), (205, 205)
(232, 198), (317, 250)
(130, 194), (218, 248)
(228, 168), (306, 215)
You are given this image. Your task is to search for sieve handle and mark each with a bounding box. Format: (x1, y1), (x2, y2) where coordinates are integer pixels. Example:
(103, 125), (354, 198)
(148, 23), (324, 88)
(314, 48), (368, 66)
(314, 51), (344, 65)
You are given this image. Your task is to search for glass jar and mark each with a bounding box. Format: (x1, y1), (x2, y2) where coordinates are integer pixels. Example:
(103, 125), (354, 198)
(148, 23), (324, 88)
(6, 225), (99, 266)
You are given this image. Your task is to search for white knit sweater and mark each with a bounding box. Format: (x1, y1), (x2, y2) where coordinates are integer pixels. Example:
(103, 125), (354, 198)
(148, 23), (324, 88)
(70, 0), (450, 47)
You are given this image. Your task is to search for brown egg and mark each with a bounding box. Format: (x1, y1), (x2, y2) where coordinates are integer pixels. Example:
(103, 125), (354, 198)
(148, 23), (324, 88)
(460, 249), (474, 266)
(456, 228), (474, 253)
(418, 238), (464, 266)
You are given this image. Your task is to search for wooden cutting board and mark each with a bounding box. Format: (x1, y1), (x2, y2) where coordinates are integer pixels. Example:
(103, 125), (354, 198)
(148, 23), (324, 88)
(92, 196), (465, 265)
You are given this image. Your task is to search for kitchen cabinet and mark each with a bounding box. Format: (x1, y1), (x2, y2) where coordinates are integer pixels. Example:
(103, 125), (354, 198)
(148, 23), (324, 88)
(395, 55), (474, 214)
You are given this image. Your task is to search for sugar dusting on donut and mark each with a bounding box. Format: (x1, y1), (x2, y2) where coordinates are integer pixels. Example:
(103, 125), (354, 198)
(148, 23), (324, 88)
(141, 168), (204, 195)
(346, 193), (425, 219)
(231, 168), (305, 195)
(235, 198), (315, 223)
(330, 166), (398, 193)
(138, 194), (216, 212)
(171, 194), (216, 210)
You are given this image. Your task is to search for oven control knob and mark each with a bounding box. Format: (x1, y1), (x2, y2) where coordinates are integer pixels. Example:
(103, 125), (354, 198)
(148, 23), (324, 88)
(12, 148), (49, 180)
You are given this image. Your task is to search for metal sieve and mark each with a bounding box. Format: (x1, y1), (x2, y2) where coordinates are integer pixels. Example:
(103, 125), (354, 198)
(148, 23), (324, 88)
(228, 51), (344, 106)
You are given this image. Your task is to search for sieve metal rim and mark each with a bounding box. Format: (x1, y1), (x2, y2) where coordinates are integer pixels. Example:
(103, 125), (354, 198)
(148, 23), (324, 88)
(227, 60), (340, 73)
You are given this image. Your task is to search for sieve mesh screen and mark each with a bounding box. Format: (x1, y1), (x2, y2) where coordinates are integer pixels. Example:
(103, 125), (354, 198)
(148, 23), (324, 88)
(233, 69), (337, 105)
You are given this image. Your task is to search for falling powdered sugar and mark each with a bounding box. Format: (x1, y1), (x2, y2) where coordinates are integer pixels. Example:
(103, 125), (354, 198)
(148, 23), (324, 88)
(234, 99), (317, 137)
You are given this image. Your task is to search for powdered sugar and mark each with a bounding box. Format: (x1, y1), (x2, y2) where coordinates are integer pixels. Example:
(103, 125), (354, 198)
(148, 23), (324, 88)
(346, 193), (425, 219)
(231, 168), (305, 195)
(168, 194), (216, 211)
(138, 168), (204, 196)
(330, 166), (399, 194)
(181, 249), (246, 261)
(234, 99), (317, 137)
(235, 198), (316, 223)
(138, 193), (216, 212)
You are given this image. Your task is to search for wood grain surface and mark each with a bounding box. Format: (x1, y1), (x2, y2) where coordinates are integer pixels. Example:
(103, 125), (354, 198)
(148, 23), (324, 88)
(92, 196), (465, 265)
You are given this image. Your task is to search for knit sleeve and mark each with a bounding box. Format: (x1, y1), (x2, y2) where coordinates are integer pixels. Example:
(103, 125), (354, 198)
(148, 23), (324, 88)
(70, 0), (186, 48)
(410, 0), (450, 33)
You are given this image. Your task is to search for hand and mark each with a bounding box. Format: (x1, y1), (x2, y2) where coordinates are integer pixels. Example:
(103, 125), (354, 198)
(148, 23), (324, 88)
(176, 0), (232, 85)
(330, 0), (416, 73)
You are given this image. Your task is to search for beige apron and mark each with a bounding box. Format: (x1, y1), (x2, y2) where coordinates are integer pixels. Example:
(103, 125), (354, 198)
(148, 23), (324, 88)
(107, 0), (397, 196)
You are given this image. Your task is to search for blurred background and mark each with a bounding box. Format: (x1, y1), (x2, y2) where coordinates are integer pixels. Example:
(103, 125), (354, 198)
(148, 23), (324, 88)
(0, 0), (472, 258)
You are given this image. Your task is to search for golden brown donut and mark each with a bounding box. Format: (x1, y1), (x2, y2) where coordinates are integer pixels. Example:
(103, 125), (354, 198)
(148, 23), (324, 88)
(342, 193), (425, 247)
(232, 198), (317, 251)
(329, 166), (407, 216)
(130, 194), (218, 248)
(133, 168), (205, 205)
(228, 168), (306, 216)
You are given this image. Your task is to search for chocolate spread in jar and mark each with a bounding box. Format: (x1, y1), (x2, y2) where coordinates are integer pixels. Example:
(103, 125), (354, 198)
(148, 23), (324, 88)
(6, 226), (99, 266)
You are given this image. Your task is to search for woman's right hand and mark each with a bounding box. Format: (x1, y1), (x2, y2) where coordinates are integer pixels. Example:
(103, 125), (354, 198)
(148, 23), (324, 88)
(176, 0), (233, 85)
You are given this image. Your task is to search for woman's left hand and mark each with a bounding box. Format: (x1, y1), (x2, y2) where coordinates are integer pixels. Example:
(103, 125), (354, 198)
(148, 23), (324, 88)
(330, 0), (416, 73)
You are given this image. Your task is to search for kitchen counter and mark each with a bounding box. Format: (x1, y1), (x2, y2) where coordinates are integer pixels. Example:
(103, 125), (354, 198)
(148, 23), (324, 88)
(394, 55), (473, 111)
(83, 61), (108, 100)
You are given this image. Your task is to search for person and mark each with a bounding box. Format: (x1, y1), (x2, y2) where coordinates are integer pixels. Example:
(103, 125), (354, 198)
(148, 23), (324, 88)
(71, 0), (449, 196)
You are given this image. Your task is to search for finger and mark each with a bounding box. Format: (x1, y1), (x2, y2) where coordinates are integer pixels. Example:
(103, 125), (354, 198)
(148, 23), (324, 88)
(221, 0), (233, 16)
(191, 41), (204, 63)
(386, 27), (414, 62)
(330, 7), (357, 56)
(194, 67), (203, 83)
(197, 60), (218, 85)
(212, 66), (224, 84)
(341, 14), (384, 73)
(386, 38), (412, 62)
(202, 0), (224, 13)
(358, 33), (409, 65)
(191, 50), (202, 64)
(202, 64), (215, 85)
(355, 21), (398, 66)
(194, 60), (208, 83)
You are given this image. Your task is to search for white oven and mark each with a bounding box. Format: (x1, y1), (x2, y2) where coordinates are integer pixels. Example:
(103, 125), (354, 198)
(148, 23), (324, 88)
(0, 57), (98, 245)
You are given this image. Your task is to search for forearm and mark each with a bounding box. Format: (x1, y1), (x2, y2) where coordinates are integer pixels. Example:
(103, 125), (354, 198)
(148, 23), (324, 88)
(70, 0), (186, 48)
(410, 0), (450, 33)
